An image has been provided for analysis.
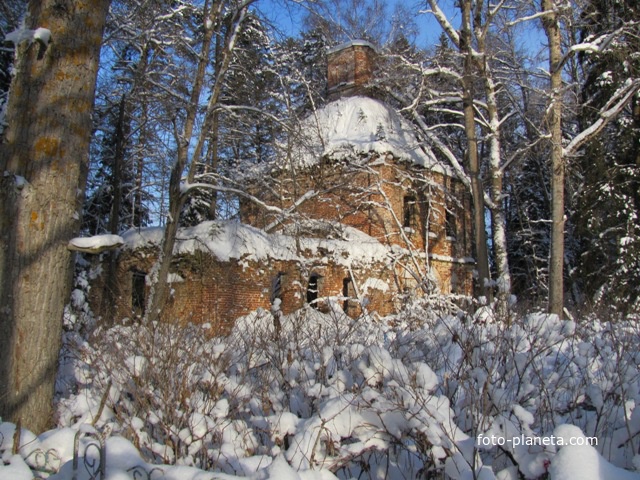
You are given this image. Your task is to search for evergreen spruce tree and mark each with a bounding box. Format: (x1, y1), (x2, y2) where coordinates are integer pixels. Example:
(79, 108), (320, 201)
(181, 13), (280, 225)
(574, 0), (640, 312)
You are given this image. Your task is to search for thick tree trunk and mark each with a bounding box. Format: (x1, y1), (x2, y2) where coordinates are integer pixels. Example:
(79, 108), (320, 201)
(542, 0), (565, 316)
(0, 0), (109, 433)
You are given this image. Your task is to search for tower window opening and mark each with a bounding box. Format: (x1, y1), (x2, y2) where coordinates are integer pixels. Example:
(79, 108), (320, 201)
(403, 195), (417, 229)
(445, 208), (457, 239)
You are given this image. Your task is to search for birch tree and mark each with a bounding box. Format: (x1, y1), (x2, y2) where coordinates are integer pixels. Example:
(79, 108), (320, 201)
(0, 0), (109, 432)
(426, 0), (515, 312)
(421, 0), (639, 315)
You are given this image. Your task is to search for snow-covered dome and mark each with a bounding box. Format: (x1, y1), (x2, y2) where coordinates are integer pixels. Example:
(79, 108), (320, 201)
(297, 96), (442, 170)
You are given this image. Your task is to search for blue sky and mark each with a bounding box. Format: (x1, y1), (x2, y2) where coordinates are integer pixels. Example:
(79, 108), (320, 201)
(255, 0), (548, 63)
(256, 0), (451, 49)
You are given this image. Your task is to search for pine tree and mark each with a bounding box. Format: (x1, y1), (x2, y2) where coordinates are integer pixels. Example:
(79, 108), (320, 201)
(84, 94), (150, 235)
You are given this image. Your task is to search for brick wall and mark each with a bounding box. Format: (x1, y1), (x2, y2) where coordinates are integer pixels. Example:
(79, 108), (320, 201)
(327, 42), (376, 100)
(243, 158), (472, 257)
(89, 246), (410, 331)
(88, 154), (475, 330)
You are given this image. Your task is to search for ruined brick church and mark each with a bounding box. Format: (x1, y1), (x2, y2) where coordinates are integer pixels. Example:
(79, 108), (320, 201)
(88, 41), (475, 331)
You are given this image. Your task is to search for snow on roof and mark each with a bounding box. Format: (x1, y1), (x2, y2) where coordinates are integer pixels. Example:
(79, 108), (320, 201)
(68, 234), (124, 254)
(121, 220), (396, 268)
(327, 40), (379, 55)
(298, 96), (444, 171)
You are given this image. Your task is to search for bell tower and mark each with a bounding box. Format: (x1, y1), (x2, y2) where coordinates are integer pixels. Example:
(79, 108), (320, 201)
(327, 40), (378, 100)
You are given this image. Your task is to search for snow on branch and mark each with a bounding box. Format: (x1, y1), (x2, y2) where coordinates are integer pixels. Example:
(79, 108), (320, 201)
(390, 89), (471, 190)
(507, 11), (554, 27)
(154, 5), (192, 22)
(264, 189), (320, 233)
(488, 0), (508, 19)
(563, 79), (640, 157)
(558, 25), (631, 72)
(421, 67), (463, 82)
(180, 181), (285, 214)
(426, 0), (460, 48)
(571, 25), (627, 54)
(217, 105), (290, 131)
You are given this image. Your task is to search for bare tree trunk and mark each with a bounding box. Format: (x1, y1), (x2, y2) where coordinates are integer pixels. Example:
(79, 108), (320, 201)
(207, 110), (220, 219)
(131, 43), (151, 229)
(460, 1), (492, 302)
(542, 0), (565, 316)
(146, 163), (186, 322)
(133, 110), (146, 228)
(109, 94), (127, 235)
(0, 0), (109, 433)
(146, 2), (252, 322)
(102, 94), (127, 324)
(208, 34), (223, 220)
(479, 62), (512, 317)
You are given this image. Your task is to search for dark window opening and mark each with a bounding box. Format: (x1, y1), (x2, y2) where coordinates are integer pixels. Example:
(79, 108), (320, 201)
(342, 277), (355, 312)
(307, 273), (321, 308)
(446, 209), (457, 238)
(451, 272), (459, 294)
(403, 195), (416, 228)
(271, 272), (284, 305)
(132, 270), (146, 315)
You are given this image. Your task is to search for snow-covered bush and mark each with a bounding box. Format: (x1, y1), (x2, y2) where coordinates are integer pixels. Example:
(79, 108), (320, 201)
(51, 301), (640, 479)
(391, 308), (640, 478)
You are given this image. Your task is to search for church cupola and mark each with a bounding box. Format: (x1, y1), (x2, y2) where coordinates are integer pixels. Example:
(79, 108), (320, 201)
(327, 40), (378, 100)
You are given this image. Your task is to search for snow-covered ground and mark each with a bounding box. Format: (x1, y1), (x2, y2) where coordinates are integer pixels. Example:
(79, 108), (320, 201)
(2, 301), (640, 480)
